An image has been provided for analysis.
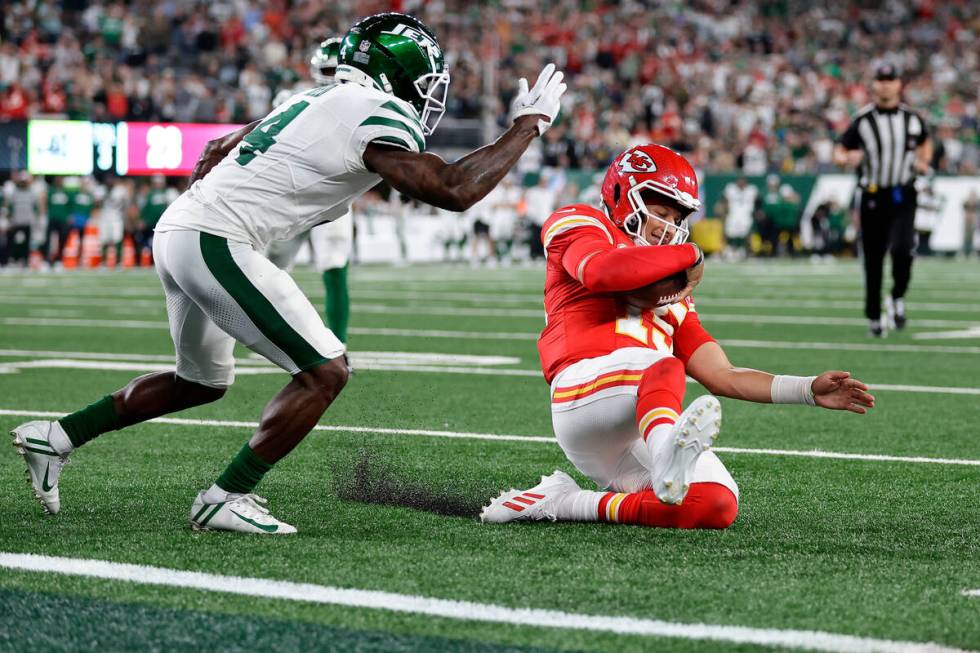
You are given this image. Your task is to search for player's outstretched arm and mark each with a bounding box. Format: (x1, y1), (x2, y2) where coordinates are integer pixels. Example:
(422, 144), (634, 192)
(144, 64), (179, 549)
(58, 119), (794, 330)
(685, 342), (875, 414)
(187, 120), (261, 187)
(363, 115), (540, 211)
(364, 64), (566, 212)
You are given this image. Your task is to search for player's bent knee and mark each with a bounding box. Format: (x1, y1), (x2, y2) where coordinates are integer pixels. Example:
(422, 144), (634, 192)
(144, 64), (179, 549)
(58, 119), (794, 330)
(175, 375), (228, 404)
(302, 356), (349, 401)
(695, 483), (739, 529)
(641, 356), (686, 386)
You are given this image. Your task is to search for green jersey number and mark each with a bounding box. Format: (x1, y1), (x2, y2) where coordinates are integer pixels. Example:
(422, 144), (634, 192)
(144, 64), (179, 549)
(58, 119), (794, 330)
(236, 101), (310, 166)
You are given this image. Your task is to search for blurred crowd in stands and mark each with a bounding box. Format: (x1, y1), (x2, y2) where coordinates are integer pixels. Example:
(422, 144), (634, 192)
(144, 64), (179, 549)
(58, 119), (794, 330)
(2, 0), (978, 175)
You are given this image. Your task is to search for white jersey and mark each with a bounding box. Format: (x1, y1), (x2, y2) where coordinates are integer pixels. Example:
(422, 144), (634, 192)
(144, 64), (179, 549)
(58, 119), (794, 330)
(157, 82), (425, 250)
(723, 183), (758, 238)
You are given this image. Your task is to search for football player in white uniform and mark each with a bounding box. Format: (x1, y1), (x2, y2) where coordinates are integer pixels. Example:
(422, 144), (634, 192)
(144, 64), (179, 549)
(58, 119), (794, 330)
(265, 37), (355, 343)
(10, 12), (567, 534)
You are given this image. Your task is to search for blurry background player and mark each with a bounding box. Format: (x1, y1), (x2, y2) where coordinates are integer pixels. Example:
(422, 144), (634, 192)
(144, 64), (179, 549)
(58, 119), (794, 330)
(44, 176), (73, 264)
(721, 175), (757, 260)
(913, 174), (943, 256)
(11, 12), (567, 535)
(266, 37), (354, 343)
(481, 145), (875, 529)
(490, 175), (521, 264)
(833, 63), (932, 337)
(758, 174), (802, 257)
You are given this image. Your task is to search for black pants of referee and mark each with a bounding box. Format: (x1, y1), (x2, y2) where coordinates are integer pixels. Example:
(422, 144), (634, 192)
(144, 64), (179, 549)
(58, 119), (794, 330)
(859, 186), (917, 321)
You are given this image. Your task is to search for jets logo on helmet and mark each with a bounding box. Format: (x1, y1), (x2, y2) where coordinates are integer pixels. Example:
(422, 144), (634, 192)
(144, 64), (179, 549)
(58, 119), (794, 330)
(601, 144), (702, 247)
(335, 13), (450, 135)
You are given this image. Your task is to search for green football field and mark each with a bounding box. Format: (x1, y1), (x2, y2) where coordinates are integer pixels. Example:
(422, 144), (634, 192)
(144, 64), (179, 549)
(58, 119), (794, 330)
(0, 258), (978, 653)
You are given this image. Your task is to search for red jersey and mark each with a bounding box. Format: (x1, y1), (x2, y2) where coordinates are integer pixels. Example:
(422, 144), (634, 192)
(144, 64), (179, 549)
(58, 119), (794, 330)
(537, 204), (714, 383)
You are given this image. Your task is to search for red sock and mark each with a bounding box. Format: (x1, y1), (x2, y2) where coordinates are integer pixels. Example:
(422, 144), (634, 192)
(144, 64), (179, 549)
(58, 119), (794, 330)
(636, 357), (686, 440)
(599, 483), (738, 529)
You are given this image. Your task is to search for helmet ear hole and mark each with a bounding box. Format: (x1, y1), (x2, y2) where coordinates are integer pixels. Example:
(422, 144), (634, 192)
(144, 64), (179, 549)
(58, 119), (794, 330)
(613, 183), (621, 204)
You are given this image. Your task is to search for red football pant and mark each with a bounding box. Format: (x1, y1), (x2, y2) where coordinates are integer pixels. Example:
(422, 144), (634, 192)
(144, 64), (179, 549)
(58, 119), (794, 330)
(599, 482), (738, 529)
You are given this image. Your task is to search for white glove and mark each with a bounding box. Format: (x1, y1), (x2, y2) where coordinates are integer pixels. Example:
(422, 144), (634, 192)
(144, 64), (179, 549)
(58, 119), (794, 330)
(511, 63), (567, 136)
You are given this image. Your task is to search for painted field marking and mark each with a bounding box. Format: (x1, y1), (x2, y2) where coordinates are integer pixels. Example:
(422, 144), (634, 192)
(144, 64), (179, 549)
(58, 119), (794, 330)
(962, 590), (980, 598)
(5, 312), (978, 335)
(0, 554), (972, 653)
(0, 351), (978, 395)
(6, 291), (980, 322)
(913, 327), (980, 341)
(0, 359), (542, 379)
(0, 409), (977, 467)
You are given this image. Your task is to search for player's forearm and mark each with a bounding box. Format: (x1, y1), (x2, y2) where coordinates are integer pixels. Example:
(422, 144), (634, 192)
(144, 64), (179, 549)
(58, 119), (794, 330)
(700, 366), (776, 403)
(436, 116), (540, 211)
(577, 244), (699, 292)
(914, 139), (933, 171)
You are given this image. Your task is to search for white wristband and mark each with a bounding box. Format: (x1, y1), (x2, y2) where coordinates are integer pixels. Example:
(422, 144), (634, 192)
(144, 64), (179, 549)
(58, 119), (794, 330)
(771, 375), (817, 406)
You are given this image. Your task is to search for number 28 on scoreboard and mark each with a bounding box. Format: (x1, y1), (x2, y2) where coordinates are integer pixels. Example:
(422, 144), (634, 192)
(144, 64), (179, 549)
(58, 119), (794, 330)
(115, 122), (243, 176)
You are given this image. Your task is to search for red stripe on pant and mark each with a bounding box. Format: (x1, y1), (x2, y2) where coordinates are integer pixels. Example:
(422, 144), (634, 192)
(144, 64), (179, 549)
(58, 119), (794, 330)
(603, 483), (738, 529)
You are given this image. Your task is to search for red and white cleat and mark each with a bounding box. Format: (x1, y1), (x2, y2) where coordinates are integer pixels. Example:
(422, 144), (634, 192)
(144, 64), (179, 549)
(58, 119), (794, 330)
(480, 470), (581, 523)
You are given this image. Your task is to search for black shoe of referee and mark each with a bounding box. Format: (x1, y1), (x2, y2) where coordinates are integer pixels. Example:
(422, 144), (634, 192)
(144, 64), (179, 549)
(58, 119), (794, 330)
(868, 320), (886, 338)
(886, 297), (907, 330)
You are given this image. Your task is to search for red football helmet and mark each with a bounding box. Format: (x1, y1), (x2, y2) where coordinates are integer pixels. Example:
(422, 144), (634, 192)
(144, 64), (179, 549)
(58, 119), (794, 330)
(601, 144), (701, 246)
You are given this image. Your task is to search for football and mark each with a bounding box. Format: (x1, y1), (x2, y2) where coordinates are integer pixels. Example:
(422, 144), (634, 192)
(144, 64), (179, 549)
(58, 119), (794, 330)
(621, 271), (688, 310)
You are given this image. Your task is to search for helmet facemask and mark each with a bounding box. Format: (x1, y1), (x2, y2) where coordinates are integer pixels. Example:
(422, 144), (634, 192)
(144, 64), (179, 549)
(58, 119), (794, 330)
(623, 182), (694, 247)
(414, 69), (450, 135)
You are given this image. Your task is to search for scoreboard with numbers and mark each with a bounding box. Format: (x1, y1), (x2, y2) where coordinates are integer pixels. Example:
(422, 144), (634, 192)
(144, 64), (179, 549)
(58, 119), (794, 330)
(116, 122), (243, 175)
(19, 119), (243, 176)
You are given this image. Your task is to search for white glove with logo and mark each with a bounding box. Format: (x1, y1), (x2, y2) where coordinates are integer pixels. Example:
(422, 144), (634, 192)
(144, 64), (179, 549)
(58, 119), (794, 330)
(511, 63), (567, 136)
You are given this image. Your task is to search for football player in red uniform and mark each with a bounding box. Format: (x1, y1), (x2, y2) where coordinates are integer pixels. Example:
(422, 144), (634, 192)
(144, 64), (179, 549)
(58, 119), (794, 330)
(481, 144), (875, 529)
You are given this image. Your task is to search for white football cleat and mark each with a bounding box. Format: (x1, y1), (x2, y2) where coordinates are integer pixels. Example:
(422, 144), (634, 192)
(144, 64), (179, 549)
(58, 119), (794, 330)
(480, 470), (580, 523)
(10, 421), (70, 515)
(649, 395), (721, 505)
(189, 492), (297, 534)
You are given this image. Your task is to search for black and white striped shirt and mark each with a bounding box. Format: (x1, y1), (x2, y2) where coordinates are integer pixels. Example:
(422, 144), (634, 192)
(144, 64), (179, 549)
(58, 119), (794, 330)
(839, 104), (929, 191)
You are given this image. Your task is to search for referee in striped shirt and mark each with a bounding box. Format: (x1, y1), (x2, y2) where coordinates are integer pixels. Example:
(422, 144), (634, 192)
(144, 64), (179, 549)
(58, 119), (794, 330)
(833, 63), (932, 337)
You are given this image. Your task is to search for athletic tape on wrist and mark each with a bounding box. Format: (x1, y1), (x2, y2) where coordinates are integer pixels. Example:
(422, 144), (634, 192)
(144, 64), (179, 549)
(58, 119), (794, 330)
(771, 375), (817, 406)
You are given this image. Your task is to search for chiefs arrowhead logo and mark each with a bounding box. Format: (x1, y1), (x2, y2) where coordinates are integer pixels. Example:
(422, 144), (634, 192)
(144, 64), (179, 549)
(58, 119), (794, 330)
(619, 150), (657, 174)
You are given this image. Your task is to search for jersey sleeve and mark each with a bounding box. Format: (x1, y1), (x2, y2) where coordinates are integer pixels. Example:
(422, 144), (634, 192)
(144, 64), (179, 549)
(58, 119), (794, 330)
(673, 299), (715, 364)
(542, 207), (700, 292)
(838, 118), (862, 150)
(909, 111), (930, 146)
(347, 98), (426, 173)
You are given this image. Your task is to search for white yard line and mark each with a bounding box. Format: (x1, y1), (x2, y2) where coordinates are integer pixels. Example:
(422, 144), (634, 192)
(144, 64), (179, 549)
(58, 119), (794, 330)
(0, 409), (977, 466)
(5, 312), (978, 332)
(6, 292), (980, 321)
(0, 351), (977, 394)
(0, 554), (971, 653)
(0, 359), (542, 378)
(717, 339), (980, 355)
(961, 590), (980, 598)
(912, 327), (980, 341)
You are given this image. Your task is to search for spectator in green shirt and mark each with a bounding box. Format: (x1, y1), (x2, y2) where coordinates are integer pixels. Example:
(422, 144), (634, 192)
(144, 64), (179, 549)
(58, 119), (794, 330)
(70, 179), (95, 228)
(759, 174), (801, 256)
(137, 175), (177, 256)
(45, 176), (75, 263)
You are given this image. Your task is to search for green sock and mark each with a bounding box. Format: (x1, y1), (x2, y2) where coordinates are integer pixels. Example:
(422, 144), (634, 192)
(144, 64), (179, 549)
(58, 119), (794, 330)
(58, 395), (122, 448)
(215, 444), (273, 494)
(322, 265), (350, 343)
